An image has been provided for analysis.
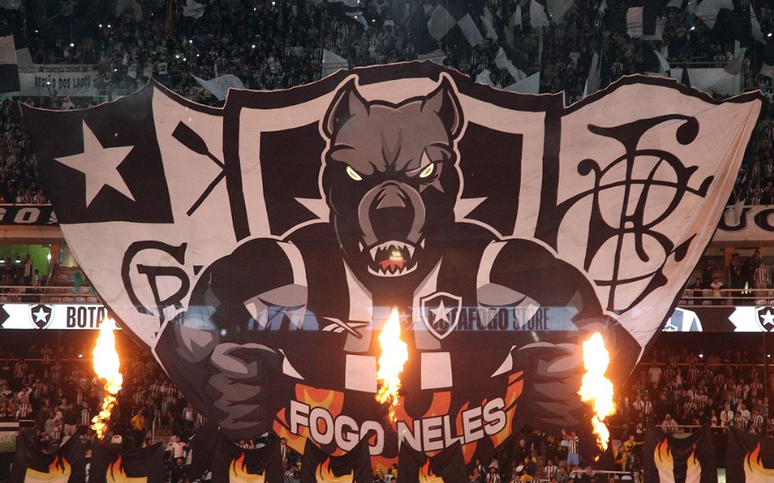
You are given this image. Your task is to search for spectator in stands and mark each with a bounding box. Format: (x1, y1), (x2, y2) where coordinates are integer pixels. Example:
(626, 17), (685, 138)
(544, 459), (558, 481)
(710, 277), (724, 304)
(131, 407), (146, 447)
(170, 457), (186, 483)
(562, 430), (580, 468)
(661, 414), (678, 433)
(486, 466), (501, 483)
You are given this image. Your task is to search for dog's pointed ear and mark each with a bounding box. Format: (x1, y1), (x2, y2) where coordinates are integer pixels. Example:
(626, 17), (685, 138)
(323, 78), (369, 139)
(421, 77), (464, 140)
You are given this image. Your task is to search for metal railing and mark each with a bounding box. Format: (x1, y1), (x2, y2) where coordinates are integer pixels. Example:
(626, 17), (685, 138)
(679, 287), (774, 306)
(569, 469), (638, 482)
(0, 284), (98, 304)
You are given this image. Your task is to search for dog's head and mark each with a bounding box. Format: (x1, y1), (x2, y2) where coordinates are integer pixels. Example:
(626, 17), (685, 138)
(321, 77), (464, 288)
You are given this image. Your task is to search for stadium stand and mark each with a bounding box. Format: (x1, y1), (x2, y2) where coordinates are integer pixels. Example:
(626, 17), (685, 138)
(2, 0), (774, 481)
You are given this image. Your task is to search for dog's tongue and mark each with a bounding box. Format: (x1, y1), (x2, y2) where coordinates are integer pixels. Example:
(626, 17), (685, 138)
(379, 259), (406, 272)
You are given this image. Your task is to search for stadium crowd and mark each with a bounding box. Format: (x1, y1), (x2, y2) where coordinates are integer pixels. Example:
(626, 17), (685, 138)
(0, 0), (774, 207)
(3, 0), (774, 481)
(1, 334), (771, 482)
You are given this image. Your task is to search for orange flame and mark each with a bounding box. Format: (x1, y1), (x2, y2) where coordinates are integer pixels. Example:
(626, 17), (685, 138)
(376, 308), (408, 422)
(577, 332), (614, 450)
(418, 460), (444, 483)
(654, 439), (674, 482)
(24, 456), (71, 483)
(655, 440), (701, 483)
(744, 443), (774, 481)
(229, 454), (266, 483)
(90, 318), (123, 439)
(315, 458), (354, 482)
(107, 455), (147, 483)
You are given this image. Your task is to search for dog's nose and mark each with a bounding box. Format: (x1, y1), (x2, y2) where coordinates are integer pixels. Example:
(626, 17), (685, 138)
(375, 185), (407, 210)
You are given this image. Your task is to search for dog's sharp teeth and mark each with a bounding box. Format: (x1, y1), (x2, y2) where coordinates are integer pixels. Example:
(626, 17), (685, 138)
(369, 246), (379, 260)
(359, 241), (365, 252)
(420, 239), (426, 249)
(406, 245), (415, 258)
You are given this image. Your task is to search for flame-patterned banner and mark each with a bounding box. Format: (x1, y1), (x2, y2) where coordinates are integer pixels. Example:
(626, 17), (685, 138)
(727, 427), (774, 483)
(397, 441), (468, 483)
(9, 432), (85, 483)
(643, 421), (716, 483)
(210, 432), (283, 483)
(299, 437), (373, 483)
(88, 443), (163, 483)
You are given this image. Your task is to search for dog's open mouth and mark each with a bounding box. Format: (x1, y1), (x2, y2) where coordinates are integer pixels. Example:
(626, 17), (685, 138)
(363, 240), (421, 277)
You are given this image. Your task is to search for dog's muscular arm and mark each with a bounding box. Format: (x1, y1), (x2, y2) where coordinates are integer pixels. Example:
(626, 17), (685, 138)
(478, 238), (640, 436)
(155, 238), (305, 439)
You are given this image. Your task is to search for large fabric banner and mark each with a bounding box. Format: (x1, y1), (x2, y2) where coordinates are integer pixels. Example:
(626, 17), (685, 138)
(398, 442), (468, 483)
(643, 422), (716, 483)
(211, 433), (284, 483)
(0, 205), (57, 226)
(21, 63), (761, 466)
(89, 443), (164, 483)
(0, 422), (17, 453)
(9, 432), (85, 483)
(299, 438), (372, 483)
(727, 428), (774, 482)
(715, 205), (774, 244)
(18, 65), (98, 97)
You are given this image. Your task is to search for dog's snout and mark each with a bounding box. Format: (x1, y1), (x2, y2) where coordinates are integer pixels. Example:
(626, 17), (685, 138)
(358, 181), (426, 247)
(375, 185), (407, 210)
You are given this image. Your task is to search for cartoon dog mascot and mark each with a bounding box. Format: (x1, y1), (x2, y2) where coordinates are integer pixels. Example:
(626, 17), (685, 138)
(156, 76), (639, 458)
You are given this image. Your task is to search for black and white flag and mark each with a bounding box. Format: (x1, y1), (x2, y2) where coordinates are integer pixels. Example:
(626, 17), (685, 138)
(626, 6), (658, 38)
(530, 0), (550, 27)
(695, 0), (733, 30)
(495, 46), (528, 82)
(322, 50), (348, 78)
(427, 1), (484, 49)
(22, 62), (762, 467)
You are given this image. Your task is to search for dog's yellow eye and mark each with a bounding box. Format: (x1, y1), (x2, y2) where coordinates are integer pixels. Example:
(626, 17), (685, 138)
(346, 166), (363, 181)
(419, 163), (435, 179)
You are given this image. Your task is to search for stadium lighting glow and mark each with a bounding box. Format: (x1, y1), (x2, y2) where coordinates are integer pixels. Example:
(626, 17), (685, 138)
(70, 43), (74, 47)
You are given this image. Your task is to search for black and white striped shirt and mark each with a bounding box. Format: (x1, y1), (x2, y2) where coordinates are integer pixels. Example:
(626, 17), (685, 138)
(566, 436), (579, 454)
